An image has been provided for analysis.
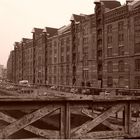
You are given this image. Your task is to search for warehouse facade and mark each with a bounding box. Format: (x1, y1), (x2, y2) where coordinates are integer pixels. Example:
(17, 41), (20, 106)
(7, 0), (140, 89)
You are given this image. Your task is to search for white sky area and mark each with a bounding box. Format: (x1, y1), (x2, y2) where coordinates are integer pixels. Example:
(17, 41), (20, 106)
(0, 0), (125, 67)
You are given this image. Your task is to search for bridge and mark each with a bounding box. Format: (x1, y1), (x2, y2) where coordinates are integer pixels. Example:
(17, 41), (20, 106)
(0, 87), (140, 139)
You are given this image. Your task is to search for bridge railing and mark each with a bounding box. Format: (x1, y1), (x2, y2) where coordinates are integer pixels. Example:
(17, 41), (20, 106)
(1, 82), (140, 96)
(34, 84), (140, 96)
(0, 96), (139, 139)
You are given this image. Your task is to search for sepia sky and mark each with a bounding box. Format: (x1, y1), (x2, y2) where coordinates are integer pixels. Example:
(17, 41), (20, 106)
(0, 0), (125, 67)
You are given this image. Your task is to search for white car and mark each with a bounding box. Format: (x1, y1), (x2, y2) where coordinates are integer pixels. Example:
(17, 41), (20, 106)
(105, 90), (110, 95)
(70, 88), (76, 93)
(50, 85), (57, 90)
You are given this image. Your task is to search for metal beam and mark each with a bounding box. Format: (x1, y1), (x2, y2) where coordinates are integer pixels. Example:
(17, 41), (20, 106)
(60, 103), (71, 139)
(81, 131), (125, 139)
(0, 105), (59, 138)
(72, 104), (124, 138)
(81, 107), (124, 131)
(21, 110), (59, 128)
(0, 112), (59, 138)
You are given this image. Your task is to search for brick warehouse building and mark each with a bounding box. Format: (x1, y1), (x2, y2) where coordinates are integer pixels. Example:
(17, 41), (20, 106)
(7, 51), (13, 81)
(7, 0), (140, 89)
(32, 27), (58, 85)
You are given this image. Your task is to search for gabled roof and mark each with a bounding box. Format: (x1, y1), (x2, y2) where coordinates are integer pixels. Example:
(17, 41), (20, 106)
(70, 14), (84, 22)
(43, 27), (58, 37)
(22, 38), (31, 43)
(14, 42), (20, 49)
(101, 0), (121, 9)
(31, 28), (43, 34)
(14, 42), (20, 46)
(58, 24), (71, 35)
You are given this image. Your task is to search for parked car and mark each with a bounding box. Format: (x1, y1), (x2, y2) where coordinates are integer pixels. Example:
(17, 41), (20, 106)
(6, 85), (14, 90)
(50, 85), (57, 90)
(105, 90), (110, 96)
(81, 88), (91, 95)
(70, 88), (76, 93)
(19, 80), (29, 86)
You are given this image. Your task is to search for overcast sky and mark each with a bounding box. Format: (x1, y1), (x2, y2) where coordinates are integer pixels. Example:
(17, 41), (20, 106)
(0, 0), (125, 67)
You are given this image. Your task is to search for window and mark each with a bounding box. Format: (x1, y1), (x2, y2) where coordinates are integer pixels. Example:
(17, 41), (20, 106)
(134, 15), (140, 25)
(73, 65), (76, 74)
(54, 49), (57, 54)
(118, 76), (125, 87)
(118, 60), (125, 72)
(66, 45), (70, 52)
(61, 39), (64, 45)
(38, 56), (41, 64)
(54, 41), (57, 47)
(61, 47), (64, 53)
(66, 76), (70, 85)
(83, 60), (88, 67)
(72, 53), (76, 63)
(98, 64), (102, 71)
(61, 65), (64, 73)
(49, 67), (52, 74)
(49, 48), (52, 55)
(107, 77), (113, 87)
(107, 25), (112, 33)
(134, 43), (140, 53)
(107, 61), (113, 73)
(107, 36), (112, 44)
(135, 26), (140, 32)
(66, 55), (70, 62)
(83, 70), (89, 80)
(97, 29), (102, 39)
(66, 37), (70, 44)
(49, 76), (52, 84)
(54, 76), (56, 84)
(98, 29), (102, 35)
(118, 21), (124, 31)
(118, 45), (124, 55)
(92, 49), (95, 59)
(98, 39), (102, 45)
(76, 38), (79, 46)
(85, 53), (88, 60)
(66, 65), (69, 73)
(134, 15), (140, 53)
(118, 34), (124, 42)
(61, 76), (64, 85)
(83, 46), (88, 53)
(49, 57), (52, 64)
(54, 66), (56, 73)
(76, 24), (81, 33)
(61, 56), (64, 63)
(83, 26), (88, 35)
(97, 19), (101, 25)
(107, 48), (112, 57)
(97, 50), (102, 57)
(83, 37), (88, 45)
(77, 52), (80, 62)
(135, 76), (140, 89)
(54, 57), (57, 63)
(135, 59), (140, 71)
